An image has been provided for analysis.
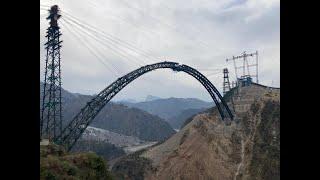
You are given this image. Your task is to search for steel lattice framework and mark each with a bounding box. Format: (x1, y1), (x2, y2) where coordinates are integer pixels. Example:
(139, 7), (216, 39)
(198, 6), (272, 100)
(56, 61), (234, 150)
(223, 68), (231, 95)
(40, 5), (63, 140)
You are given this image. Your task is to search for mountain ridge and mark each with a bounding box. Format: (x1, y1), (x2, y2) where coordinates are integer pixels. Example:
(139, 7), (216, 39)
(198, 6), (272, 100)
(40, 82), (175, 142)
(120, 97), (213, 129)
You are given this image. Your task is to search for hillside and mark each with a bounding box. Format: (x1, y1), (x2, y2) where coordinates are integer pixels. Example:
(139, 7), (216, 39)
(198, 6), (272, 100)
(81, 126), (145, 148)
(112, 84), (280, 180)
(72, 126), (159, 161)
(121, 97), (213, 129)
(90, 104), (175, 141)
(168, 108), (207, 129)
(40, 82), (175, 142)
(40, 143), (114, 179)
(72, 139), (126, 161)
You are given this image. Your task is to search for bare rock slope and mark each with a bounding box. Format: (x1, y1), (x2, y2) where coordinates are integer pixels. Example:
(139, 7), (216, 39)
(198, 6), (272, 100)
(112, 84), (280, 180)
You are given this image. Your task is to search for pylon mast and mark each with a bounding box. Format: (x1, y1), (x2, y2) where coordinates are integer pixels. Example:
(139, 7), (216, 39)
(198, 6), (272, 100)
(226, 51), (258, 83)
(40, 5), (63, 141)
(223, 68), (231, 95)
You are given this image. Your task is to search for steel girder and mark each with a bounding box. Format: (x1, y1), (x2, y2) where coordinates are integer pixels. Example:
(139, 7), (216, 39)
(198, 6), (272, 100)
(56, 61), (233, 150)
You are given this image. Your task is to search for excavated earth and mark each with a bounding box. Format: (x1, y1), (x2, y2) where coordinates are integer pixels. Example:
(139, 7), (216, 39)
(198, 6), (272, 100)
(112, 84), (280, 180)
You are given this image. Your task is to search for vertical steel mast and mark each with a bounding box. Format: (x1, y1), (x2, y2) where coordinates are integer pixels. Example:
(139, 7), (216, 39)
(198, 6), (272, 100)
(40, 5), (63, 141)
(223, 68), (231, 95)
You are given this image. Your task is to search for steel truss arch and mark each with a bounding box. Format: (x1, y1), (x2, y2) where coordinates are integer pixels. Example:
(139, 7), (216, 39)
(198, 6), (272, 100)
(56, 61), (233, 150)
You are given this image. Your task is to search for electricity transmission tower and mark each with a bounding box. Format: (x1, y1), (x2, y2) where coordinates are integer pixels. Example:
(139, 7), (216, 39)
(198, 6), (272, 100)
(226, 51), (259, 83)
(40, 5), (63, 141)
(223, 68), (231, 95)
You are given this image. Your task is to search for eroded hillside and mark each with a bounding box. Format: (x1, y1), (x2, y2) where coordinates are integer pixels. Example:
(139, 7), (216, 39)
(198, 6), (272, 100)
(112, 84), (280, 180)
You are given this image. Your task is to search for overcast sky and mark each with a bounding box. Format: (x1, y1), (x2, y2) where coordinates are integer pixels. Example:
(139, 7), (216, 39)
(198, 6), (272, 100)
(40, 0), (279, 102)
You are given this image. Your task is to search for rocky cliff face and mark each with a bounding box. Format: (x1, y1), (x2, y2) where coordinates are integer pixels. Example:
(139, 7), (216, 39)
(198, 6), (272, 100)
(112, 84), (280, 180)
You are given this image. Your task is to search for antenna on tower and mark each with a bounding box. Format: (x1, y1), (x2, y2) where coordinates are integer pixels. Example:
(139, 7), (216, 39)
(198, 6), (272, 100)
(40, 5), (63, 141)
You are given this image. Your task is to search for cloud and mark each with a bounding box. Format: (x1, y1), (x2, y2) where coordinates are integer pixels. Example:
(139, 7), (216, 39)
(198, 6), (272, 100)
(40, 0), (280, 101)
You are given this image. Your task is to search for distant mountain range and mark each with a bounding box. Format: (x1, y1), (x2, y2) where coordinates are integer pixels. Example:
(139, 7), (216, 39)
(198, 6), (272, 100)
(115, 98), (138, 104)
(40, 82), (175, 142)
(145, 95), (161, 102)
(40, 81), (213, 140)
(120, 97), (214, 129)
(168, 108), (207, 128)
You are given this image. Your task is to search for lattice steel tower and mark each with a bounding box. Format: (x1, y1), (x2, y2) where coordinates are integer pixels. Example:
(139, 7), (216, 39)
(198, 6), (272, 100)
(223, 68), (231, 95)
(40, 5), (63, 141)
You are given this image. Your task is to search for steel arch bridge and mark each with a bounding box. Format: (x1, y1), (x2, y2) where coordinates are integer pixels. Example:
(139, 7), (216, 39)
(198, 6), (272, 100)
(56, 61), (234, 150)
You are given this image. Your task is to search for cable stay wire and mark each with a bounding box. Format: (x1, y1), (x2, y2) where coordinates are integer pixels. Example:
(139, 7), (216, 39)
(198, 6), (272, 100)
(61, 10), (159, 65)
(62, 16), (147, 67)
(86, 0), (211, 62)
(60, 20), (121, 76)
(62, 17), (147, 74)
(62, 11), (159, 65)
(159, 2), (213, 48)
(62, 14), (152, 66)
(40, 4), (50, 7)
(62, 17), (145, 69)
(60, 20), (121, 77)
(40, 8), (48, 11)
(42, 4), (226, 76)
(61, 18), (124, 75)
(197, 68), (223, 71)
(117, 0), (212, 50)
(40, 14), (48, 19)
(41, 3), (224, 63)
(82, 0), (99, 9)
(206, 72), (223, 77)
(82, 0), (177, 48)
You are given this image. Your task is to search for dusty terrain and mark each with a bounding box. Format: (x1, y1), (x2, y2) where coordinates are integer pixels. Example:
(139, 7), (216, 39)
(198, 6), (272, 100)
(112, 84), (280, 180)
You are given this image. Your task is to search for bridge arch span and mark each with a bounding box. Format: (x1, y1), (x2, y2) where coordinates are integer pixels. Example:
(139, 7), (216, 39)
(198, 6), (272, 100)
(57, 61), (233, 150)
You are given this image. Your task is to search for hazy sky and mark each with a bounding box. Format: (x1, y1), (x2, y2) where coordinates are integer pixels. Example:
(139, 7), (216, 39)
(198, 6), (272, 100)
(40, 0), (280, 102)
